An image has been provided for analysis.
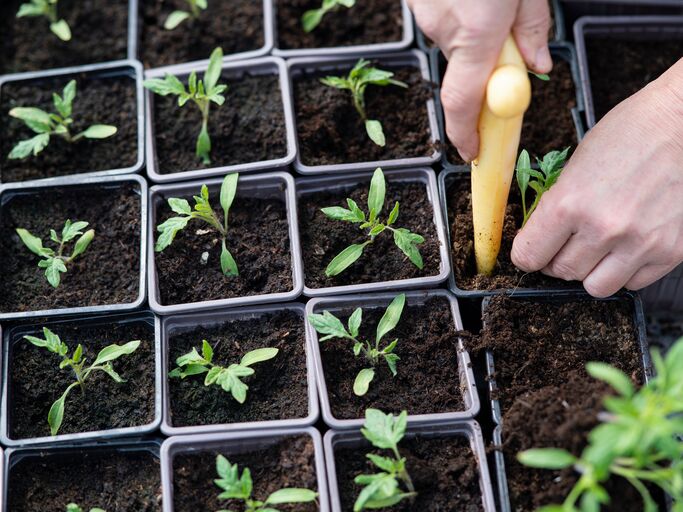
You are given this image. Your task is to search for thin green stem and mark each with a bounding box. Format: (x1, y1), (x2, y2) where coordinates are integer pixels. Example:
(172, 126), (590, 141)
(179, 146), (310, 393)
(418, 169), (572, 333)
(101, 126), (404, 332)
(391, 446), (415, 493)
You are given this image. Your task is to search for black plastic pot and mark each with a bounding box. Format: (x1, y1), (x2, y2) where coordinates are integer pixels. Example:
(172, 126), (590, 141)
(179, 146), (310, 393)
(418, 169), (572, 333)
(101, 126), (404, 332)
(641, 263), (683, 313)
(562, 1), (683, 33)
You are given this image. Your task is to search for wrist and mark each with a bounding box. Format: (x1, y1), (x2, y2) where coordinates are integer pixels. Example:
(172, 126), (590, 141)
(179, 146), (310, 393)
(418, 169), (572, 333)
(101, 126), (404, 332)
(651, 57), (683, 146)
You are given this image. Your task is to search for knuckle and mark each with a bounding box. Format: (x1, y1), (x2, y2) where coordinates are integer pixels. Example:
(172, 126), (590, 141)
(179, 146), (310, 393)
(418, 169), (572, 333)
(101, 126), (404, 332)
(592, 215), (628, 243)
(583, 278), (612, 298)
(511, 243), (540, 272)
(440, 86), (468, 116)
(548, 260), (579, 281)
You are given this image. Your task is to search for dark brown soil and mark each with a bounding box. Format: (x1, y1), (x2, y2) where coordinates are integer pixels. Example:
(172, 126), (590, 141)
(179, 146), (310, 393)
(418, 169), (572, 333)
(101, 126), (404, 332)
(294, 66), (435, 166)
(1, 74), (138, 183)
(172, 435), (318, 512)
(586, 38), (683, 122)
(318, 297), (466, 419)
(336, 435), (484, 511)
(446, 173), (575, 291)
(7, 448), (161, 512)
(0, 0), (128, 74)
(0, 183), (142, 313)
(154, 186), (293, 306)
(299, 180), (441, 289)
(139, 0), (264, 69)
(10, 319), (155, 439)
(168, 310), (309, 427)
(151, 74), (287, 174)
(275, 0), (403, 50)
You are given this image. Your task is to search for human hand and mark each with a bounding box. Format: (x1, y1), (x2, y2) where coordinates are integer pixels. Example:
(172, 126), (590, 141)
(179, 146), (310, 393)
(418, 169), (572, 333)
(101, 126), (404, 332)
(407, 0), (552, 161)
(512, 59), (683, 297)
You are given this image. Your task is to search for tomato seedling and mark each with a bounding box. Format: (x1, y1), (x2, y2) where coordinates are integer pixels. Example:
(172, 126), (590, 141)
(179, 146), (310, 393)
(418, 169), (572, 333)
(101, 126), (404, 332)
(16, 0), (71, 41)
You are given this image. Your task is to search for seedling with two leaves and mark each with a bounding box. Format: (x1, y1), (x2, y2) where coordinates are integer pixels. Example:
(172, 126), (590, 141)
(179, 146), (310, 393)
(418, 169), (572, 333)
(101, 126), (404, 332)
(321, 59), (407, 146)
(8, 80), (117, 160)
(308, 293), (405, 396)
(322, 168), (424, 277)
(164, 0), (207, 30)
(156, 173), (240, 276)
(66, 505), (105, 512)
(169, 340), (279, 404)
(24, 327), (140, 436)
(144, 47), (226, 165)
(16, 219), (95, 288)
(16, 0), (71, 41)
(302, 0), (355, 32)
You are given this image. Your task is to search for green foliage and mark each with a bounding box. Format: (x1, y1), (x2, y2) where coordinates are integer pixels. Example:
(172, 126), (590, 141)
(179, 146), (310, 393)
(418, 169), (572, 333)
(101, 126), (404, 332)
(16, 219), (95, 288)
(214, 454), (318, 511)
(515, 147), (570, 226)
(517, 338), (683, 512)
(320, 59), (407, 146)
(529, 70), (550, 81)
(66, 504), (105, 512)
(308, 293), (405, 396)
(8, 80), (117, 160)
(169, 339), (279, 404)
(24, 328), (140, 436)
(301, 0), (355, 32)
(321, 168), (424, 276)
(143, 47), (226, 164)
(354, 409), (416, 511)
(16, 0), (71, 41)
(155, 173), (239, 276)
(164, 0), (207, 29)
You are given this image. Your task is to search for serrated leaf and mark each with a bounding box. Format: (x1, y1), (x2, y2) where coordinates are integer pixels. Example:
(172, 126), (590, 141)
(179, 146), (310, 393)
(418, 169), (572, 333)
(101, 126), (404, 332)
(10, 107), (52, 132)
(42, 257), (67, 288)
(168, 198), (192, 215)
(155, 216), (191, 251)
(354, 368), (375, 396)
(308, 310), (350, 340)
(361, 409), (407, 450)
(9, 133), (51, 159)
(392, 228), (424, 269)
(143, 74), (187, 96)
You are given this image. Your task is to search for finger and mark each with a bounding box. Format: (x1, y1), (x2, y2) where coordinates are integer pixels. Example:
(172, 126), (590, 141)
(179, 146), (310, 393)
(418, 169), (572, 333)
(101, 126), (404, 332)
(582, 252), (643, 298)
(625, 263), (679, 291)
(541, 233), (614, 282)
(513, 0), (553, 73)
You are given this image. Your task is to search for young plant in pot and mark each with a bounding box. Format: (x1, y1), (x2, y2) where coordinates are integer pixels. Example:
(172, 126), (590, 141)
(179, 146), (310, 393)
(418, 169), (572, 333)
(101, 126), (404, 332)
(15, 0), (72, 41)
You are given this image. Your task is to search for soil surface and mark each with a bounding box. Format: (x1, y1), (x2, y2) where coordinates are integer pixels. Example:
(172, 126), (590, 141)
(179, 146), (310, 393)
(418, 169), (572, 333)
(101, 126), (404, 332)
(173, 435), (318, 512)
(586, 38), (683, 122)
(294, 66), (435, 166)
(151, 74), (287, 174)
(139, 0), (264, 69)
(154, 186), (293, 306)
(0, 183), (142, 313)
(275, 0), (403, 50)
(8, 448), (161, 511)
(10, 319), (155, 439)
(299, 180), (442, 289)
(318, 297), (466, 419)
(1, 74), (138, 183)
(168, 310), (309, 427)
(336, 435), (484, 511)
(0, 0), (128, 74)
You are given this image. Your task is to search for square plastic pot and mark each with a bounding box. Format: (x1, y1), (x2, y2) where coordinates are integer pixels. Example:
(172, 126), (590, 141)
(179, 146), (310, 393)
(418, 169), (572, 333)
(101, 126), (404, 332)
(0, 174), (147, 320)
(0, 60), (145, 185)
(324, 420), (497, 511)
(160, 302), (319, 436)
(298, 168), (450, 297)
(288, 50), (441, 174)
(574, 15), (683, 128)
(562, 1), (683, 31)
(306, 289), (480, 429)
(148, 171), (304, 315)
(144, 57), (296, 183)
(1, 311), (161, 447)
(161, 427), (329, 512)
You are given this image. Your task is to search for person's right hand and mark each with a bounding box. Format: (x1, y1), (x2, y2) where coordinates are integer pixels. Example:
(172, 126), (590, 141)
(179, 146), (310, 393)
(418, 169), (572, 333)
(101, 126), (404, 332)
(407, 0), (553, 162)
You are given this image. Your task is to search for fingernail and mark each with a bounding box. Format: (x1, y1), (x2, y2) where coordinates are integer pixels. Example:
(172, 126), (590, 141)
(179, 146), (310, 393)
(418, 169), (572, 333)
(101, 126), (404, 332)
(535, 46), (552, 72)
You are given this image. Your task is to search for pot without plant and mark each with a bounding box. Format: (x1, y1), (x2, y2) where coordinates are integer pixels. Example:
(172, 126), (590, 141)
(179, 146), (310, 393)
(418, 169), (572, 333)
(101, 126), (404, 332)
(148, 171), (303, 315)
(288, 50), (441, 174)
(273, 0), (413, 57)
(562, 1), (683, 31)
(1, 311), (161, 447)
(145, 56), (296, 183)
(161, 302), (319, 436)
(0, 174), (147, 320)
(641, 263), (683, 313)
(161, 427), (329, 512)
(324, 420), (496, 511)
(306, 290), (479, 429)
(298, 168), (450, 297)
(0, 60), (144, 184)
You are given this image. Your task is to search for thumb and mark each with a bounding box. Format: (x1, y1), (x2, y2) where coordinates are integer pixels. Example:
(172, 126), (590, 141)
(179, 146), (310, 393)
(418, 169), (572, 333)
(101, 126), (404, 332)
(513, 0), (553, 73)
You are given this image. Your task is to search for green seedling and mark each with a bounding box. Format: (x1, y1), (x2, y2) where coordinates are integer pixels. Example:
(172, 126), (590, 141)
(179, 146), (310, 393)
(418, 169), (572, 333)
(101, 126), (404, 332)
(164, 0), (207, 29)
(354, 409), (416, 511)
(169, 340), (279, 404)
(143, 47), (226, 165)
(515, 147), (570, 226)
(155, 173), (240, 276)
(320, 59), (407, 146)
(321, 168), (424, 277)
(16, 219), (95, 288)
(16, 0), (71, 41)
(301, 0), (355, 32)
(214, 454), (318, 511)
(24, 328), (140, 436)
(66, 505), (105, 512)
(8, 80), (117, 160)
(308, 293), (405, 396)
(517, 338), (683, 512)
